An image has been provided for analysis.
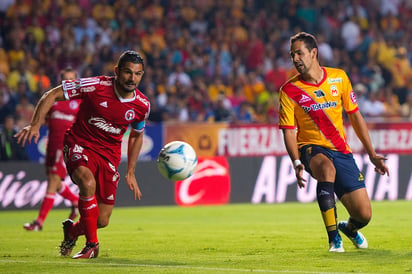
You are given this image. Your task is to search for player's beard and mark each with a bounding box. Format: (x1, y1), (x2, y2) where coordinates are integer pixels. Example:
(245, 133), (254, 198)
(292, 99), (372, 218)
(294, 62), (308, 74)
(121, 81), (137, 93)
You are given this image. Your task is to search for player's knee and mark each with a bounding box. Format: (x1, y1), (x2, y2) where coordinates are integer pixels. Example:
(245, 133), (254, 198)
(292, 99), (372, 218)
(350, 215), (370, 230)
(97, 218), (109, 228)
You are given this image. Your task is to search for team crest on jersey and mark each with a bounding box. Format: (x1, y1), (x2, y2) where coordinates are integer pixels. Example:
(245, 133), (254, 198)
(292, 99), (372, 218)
(69, 100), (79, 110)
(330, 85), (339, 96)
(125, 109), (135, 121)
(314, 90), (325, 97)
(71, 154), (82, 162)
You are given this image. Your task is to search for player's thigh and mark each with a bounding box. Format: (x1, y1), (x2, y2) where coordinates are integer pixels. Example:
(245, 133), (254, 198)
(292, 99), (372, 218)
(97, 202), (114, 228)
(340, 188), (372, 222)
(309, 153), (336, 182)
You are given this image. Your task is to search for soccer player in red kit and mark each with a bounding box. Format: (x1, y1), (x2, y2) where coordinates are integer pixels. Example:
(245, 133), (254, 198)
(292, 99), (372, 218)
(24, 68), (80, 231)
(15, 51), (150, 259)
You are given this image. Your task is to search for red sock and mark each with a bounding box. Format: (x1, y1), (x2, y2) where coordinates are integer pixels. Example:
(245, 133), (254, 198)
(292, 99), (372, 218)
(59, 183), (79, 205)
(78, 195), (99, 244)
(37, 193), (55, 225)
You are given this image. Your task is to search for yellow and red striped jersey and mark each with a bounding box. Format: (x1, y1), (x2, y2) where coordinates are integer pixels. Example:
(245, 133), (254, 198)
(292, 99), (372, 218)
(279, 67), (359, 153)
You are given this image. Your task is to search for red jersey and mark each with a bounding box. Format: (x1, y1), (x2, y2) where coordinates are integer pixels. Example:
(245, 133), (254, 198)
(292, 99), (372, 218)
(45, 100), (80, 177)
(62, 76), (150, 166)
(47, 100), (80, 149)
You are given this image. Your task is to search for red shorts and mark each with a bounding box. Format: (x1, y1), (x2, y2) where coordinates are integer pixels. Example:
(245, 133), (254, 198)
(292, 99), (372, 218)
(45, 146), (67, 179)
(63, 137), (120, 205)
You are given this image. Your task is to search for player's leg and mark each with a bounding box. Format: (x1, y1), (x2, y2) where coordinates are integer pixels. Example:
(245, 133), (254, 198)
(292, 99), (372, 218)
(97, 202), (114, 228)
(53, 148), (79, 220)
(23, 173), (60, 231)
(58, 180), (79, 220)
(333, 153), (369, 248)
(308, 152), (343, 252)
(338, 188), (370, 248)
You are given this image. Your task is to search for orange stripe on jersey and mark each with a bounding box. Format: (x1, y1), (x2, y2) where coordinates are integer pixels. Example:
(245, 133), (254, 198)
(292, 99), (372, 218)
(284, 84), (348, 153)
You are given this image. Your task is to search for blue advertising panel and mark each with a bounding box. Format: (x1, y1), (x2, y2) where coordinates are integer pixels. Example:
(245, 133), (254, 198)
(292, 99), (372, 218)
(24, 125), (48, 163)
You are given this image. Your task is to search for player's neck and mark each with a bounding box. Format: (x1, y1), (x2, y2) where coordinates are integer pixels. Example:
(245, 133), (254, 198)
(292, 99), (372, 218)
(115, 82), (135, 99)
(302, 66), (324, 85)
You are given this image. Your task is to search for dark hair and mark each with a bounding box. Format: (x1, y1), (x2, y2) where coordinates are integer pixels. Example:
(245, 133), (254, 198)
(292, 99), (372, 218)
(117, 50), (145, 71)
(290, 32), (319, 59)
(60, 67), (77, 80)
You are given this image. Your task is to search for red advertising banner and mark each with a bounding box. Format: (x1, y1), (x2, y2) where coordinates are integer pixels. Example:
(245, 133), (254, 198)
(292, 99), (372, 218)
(175, 157), (231, 206)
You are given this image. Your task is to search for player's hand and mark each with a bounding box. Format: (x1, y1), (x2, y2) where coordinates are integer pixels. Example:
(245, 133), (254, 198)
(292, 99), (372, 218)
(295, 164), (307, 188)
(14, 125), (40, 146)
(125, 172), (142, 200)
(370, 154), (389, 176)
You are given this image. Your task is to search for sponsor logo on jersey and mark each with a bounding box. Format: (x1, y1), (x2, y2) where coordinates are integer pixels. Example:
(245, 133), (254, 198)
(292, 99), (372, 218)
(80, 86), (96, 93)
(88, 117), (122, 134)
(327, 78), (342, 84)
(310, 101), (337, 111)
(50, 111), (76, 122)
(108, 162), (116, 172)
(125, 109), (135, 121)
(350, 91), (357, 104)
(100, 80), (112, 86)
(314, 90), (325, 97)
(99, 101), (108, 108)
(136, 94), (149, 106)
(70, 90), (80, 97)
(331, 85), (339, 96)
(112, 172), (119, 182)
(298, 94), (311, 104)
(73, 144), (84, 153)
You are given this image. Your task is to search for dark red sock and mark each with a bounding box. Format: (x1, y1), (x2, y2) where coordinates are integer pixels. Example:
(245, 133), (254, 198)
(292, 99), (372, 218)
(37, 193), (55, 225)
(77, 195), (99, 243)
(59, 183), (79, 204)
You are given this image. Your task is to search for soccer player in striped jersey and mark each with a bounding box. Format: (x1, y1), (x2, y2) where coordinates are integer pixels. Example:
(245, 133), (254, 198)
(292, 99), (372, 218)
(15, 51), (150, 259)
(279, 32), (389, 252)
(23, 68), (80, 232)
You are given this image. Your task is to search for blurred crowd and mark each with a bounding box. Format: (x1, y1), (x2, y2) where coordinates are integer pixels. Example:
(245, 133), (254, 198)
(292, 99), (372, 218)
(1, 0), (412, 160)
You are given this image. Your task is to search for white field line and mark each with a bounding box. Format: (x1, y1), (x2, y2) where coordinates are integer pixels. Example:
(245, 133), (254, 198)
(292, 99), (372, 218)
(0, 259), (367, 274)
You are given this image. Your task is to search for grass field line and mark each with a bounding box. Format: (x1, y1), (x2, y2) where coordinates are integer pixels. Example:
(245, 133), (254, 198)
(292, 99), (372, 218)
(0, 259), (351, 274)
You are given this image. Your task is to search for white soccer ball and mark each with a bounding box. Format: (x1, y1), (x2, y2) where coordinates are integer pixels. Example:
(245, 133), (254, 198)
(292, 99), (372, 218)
(157, 141), (198, 181)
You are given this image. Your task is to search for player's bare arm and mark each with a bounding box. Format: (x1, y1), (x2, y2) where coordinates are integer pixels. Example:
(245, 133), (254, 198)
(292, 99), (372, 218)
(282, 128), (307, 188)
(15, 86), (66, 146)
(125, 129), (144, 200)
(347, 111), (389, 176)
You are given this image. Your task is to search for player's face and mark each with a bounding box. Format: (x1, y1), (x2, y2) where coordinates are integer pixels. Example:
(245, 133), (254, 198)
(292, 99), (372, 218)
(290, 40), (317, 74)
(62, 71), (76, 81)
(115, 62), (144, 93)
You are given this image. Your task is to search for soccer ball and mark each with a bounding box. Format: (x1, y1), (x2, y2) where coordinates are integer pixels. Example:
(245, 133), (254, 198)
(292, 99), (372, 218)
(157, 141), (198, 181)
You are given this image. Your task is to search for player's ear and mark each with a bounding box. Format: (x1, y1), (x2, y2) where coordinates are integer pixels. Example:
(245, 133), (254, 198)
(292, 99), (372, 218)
(114, 66), (118, 76)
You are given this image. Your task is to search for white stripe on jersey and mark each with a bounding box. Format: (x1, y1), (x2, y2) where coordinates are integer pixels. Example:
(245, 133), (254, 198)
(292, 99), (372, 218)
(62, 77), (100, 90)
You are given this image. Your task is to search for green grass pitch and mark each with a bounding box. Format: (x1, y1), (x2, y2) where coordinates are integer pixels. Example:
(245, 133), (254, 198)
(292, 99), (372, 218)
(0, 201), (411, 273)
